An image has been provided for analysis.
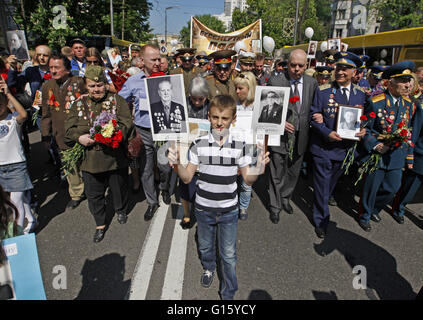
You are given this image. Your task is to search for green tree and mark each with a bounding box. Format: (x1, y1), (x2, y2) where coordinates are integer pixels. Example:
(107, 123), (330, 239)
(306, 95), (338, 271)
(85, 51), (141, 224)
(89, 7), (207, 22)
(371, 0), (423, 29)
(10, 0), (153, 48)
(231, 0), (329, 50)
(179, 14), (226, 47)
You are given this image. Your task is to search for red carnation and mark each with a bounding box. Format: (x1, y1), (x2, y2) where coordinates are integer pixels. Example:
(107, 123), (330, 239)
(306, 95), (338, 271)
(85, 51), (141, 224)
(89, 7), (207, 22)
(265, 77), (269, 82)
(360, 115), (368, 121)
(369, 112), (376, 118)
(289, 96), (300, 104)
(400, 129), (408, 137)
(94, 133), (103, 142)
(398, 120), (405, 129)
(43, 73), (52, 80)
(395, 142), (401, 147)
(409, 141), (415, 147)
(386, 126), (391, 133)
(112, 119), (117, 127)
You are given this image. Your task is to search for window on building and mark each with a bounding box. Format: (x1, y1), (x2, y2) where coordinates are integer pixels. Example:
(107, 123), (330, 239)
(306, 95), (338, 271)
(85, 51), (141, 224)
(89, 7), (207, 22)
(338, 9), (346, 20)
(336, 29), (343, 38)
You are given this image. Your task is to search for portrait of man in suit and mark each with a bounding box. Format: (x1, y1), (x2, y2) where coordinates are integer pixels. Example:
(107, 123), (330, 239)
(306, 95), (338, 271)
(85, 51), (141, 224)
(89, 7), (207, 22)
(150, 79), (186, 135)
(258, 90), (283, 124)
(7, 31), (29, 61)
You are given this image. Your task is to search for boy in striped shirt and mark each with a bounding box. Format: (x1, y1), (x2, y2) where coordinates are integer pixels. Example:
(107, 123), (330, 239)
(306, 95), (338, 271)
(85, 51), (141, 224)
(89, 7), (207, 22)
(168, 95), (270, 300)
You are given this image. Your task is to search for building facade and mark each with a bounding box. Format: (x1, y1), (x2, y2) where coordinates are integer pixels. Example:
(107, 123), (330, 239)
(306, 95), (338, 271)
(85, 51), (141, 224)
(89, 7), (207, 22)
(214, 0), (249, 31)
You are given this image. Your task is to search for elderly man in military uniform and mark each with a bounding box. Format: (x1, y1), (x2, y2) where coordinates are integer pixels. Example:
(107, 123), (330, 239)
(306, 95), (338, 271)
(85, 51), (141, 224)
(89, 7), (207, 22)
(170, 48), (199, 94)
(368, 65), (390, 97)
(41, 53), (86, 210)
(205, 50), (237, 101)
(64, 66), (134, 243)
(309, 52), (367, 238)
(150, 79), (186, 134)
(195, 53), (210, 77)
(131, 44), (141, 59)
(359, 61), (418, 232)
(353, 55), (371, 91)
(315, 66), (334, 86)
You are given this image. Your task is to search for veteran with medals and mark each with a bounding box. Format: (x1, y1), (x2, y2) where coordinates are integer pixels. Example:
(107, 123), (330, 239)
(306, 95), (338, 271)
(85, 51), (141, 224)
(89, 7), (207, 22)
(41, 53), (86, 210)
(170, 48), (199, 95)
(64, 66), (133, 243)
(359, 61), (418, 232)
(309, 52), (367, 238)
(206, 50), (238, 101)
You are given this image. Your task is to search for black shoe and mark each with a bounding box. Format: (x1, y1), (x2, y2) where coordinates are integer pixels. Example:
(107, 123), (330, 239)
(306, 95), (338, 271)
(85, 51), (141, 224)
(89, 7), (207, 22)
(315, 227), (326, 239)
(117, 213), (128, 224)
(328, 196), (337, 206)
(144, 204), (159, 221)
(370, 213), (381, 223)
(270, 211), (280, 224)
(392, 214), (404, 224)
(200, 270), (214, 288)
(66, 199), (82, 210)
(282, 202), (293, 214)
(162, 191), (171, 205)
(93, 228), (106, 243)
(359, 221), (372, 232)
(181, 218), (191, 230)
(239, 209), (248, 220)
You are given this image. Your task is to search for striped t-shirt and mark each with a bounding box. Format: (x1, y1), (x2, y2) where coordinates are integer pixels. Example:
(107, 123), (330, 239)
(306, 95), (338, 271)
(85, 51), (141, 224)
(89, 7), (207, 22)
(189, 132), (252, 212)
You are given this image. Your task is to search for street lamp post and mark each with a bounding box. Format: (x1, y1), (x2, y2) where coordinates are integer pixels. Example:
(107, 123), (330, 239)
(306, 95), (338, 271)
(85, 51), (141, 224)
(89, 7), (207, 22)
(110, 0), (114, 37)
(293, 0), (299, 45)
(165, 6), (179, 48)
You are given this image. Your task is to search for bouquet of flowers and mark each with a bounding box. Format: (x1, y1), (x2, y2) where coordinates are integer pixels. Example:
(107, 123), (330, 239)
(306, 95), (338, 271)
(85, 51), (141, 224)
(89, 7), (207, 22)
(355, 116), (414, 185)
(61, 112), (123, 174)
(108, 69), (130, 92)
(341, 111), (375, 175)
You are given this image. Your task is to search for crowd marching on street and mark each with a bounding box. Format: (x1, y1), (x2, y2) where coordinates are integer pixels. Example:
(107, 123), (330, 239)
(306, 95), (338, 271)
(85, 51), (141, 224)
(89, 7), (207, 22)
(0, 34), (423, 300)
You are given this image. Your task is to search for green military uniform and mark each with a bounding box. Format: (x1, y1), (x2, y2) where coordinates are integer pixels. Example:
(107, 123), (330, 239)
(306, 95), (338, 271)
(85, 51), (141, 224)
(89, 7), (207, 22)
(169, 48), (199, 95)
(64, 66), (134, 237)
(207, 49), (238, 101)
(41, 74), (86, 202)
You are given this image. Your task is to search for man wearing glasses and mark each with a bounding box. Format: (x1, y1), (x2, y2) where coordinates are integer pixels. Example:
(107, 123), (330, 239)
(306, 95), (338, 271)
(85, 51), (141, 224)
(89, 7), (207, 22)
(205, 50), (237, 101)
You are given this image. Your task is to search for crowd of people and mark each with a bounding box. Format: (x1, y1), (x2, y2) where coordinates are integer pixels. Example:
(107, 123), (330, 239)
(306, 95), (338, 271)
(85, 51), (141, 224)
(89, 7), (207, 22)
(0, 37), (422, 300)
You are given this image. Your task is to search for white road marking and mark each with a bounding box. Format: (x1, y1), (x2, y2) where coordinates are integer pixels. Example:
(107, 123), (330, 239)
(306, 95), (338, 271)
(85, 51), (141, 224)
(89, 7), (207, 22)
(161, 205), (190, 300)
(129, 201), (169, 300)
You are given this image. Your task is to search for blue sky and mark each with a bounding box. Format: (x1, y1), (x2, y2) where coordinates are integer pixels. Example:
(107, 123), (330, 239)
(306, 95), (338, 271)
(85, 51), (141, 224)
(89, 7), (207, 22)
(148, 0), (224, 35)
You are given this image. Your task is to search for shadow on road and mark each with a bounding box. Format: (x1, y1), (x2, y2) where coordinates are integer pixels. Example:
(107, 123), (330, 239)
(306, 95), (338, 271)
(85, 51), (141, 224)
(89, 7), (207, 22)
(75, 253), (130, 300)
(247, 289), (273, 300)
(313, 221), (416, 300)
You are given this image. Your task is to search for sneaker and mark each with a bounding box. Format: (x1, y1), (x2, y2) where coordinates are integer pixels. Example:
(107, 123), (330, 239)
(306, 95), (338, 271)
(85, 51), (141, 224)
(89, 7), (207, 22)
(239, 209), (248, 220)
(200, 270), (214, 288)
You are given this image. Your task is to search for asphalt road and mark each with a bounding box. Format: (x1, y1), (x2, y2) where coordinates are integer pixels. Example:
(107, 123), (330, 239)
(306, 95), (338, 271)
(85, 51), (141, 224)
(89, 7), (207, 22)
(27, 130), (423, 300)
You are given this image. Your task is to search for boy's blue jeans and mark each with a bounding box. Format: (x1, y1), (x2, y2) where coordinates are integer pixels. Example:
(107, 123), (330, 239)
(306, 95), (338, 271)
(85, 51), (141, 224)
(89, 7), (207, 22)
(195, 208), (238, 300)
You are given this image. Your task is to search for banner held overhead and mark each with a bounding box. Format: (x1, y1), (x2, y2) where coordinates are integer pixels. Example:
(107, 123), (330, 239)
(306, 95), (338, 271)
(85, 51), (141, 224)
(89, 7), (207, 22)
(190, 17), (262, 55)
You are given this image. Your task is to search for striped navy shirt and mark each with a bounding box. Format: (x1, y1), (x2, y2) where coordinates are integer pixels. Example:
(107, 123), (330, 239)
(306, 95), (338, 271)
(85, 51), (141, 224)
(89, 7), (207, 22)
(189, 132), (252, 212)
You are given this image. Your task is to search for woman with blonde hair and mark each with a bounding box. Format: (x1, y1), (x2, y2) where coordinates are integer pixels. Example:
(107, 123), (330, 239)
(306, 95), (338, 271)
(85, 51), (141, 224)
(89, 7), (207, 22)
(233, 71), (256, 111)
(233, 71), (257, 220)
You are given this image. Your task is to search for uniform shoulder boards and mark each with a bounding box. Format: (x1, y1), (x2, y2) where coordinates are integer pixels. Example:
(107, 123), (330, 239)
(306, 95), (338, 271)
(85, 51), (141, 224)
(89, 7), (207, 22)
(353, 84), (365, 92)
(403, 95), (411, 103)
(371, 93), (385, 103)
(318, 83), (331, 91)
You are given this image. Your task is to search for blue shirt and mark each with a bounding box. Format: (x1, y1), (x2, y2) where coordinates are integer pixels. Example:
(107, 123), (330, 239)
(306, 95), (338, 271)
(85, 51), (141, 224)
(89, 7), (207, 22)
(118, 71), (151, 128)
(70, 57), (86, 77)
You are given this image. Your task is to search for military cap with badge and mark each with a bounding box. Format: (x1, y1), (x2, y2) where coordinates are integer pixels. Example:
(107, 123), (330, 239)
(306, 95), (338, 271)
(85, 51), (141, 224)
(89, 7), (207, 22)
(316, 65), (334, 78)
(238, 52), (256, 65)
(208, 50), (237, 69)
(334, 51), (363, 69)
(85, 65), (106, 82)
(382, 60), (415, 79)
(369, 65), (390, 80)
(176, 48), (196, 61)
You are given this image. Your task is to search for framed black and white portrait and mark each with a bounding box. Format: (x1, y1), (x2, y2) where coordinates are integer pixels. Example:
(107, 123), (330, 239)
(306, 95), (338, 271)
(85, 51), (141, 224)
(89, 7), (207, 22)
(336, 105), (363, 141)
(341, 42), (349, 52)
(307, 40), (318, 59)
(145, 74), (189, 141)
(328, 38), (341, 52)
(7, 30), (29, 61)
(252, 86), (290, 135)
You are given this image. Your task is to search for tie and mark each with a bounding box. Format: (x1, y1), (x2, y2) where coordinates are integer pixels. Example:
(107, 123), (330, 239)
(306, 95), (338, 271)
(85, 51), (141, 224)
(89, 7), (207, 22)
(342, 88), (348, 103)
(394, 100), (400, 108)
(293, 80), (301, 112)
(164, 105), (170, 123)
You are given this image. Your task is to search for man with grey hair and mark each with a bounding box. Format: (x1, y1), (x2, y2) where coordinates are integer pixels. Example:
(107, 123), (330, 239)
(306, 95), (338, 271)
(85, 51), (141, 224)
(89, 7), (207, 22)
(131, 57), (143, 69)
(267, 49), (318, 223)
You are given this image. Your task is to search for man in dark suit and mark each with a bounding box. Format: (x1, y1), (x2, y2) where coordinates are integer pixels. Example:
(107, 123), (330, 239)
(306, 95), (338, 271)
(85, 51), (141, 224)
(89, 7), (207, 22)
(258, 90), (283, 124)
(267, 49), (318, 224)
(150, 79), (186, 134)
(309, 52), (366, 238)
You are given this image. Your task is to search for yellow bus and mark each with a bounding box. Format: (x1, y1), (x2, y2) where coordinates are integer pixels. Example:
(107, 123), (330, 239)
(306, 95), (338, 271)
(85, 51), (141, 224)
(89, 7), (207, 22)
(280, 27), (423, 67)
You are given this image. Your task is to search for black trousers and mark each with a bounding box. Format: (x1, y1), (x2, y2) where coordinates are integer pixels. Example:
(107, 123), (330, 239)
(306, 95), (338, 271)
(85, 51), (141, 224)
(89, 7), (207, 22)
(82, 168), (128, 227)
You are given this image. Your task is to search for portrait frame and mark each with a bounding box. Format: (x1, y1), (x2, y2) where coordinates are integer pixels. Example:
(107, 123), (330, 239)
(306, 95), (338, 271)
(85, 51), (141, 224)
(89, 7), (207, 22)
(341, 42), (349, 52)
(307, 40), (318, 59)
(328, 38), (341, 52)
(6, 30), (29, 61)
(336, 104), (363, 141)
(145, 74), (189, 141)
(251, 86), (291, 135)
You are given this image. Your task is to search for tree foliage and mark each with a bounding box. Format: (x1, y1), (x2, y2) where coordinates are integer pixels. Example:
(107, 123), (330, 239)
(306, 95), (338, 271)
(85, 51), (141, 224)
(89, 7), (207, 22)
(179, 14), (226, 48)
(371, 0), (423, 29)
(9, 0), (153, 49)
(231, 0), (330, 49)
